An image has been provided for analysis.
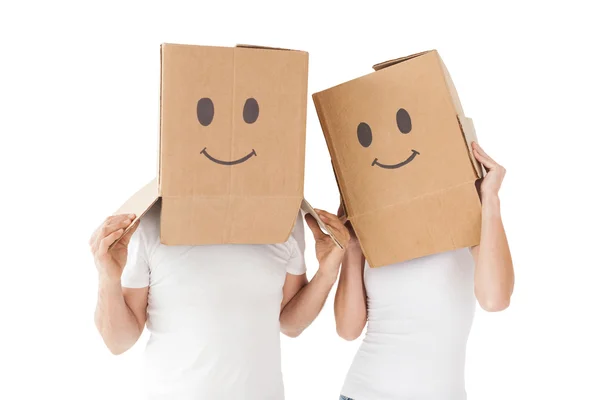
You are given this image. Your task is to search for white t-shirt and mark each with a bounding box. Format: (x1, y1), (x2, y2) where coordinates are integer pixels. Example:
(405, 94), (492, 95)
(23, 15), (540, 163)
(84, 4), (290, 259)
(341, 249), (476, 400)
(121, 203), (306, 400)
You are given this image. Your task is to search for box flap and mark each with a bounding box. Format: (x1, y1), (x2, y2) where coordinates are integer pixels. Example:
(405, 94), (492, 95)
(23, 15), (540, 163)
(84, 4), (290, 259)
(300, 198), (344, 249)
(372, 50), (433, 71)
(160, 195), (302, 245)
(235, 43), (304, 52)
(457, 115), (484, 179)
(109, 178), (160, 250)
(354, 181), (481, 267)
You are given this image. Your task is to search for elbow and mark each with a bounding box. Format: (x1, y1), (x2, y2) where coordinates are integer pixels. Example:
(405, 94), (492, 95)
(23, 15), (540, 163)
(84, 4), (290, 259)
(280, 324), (304, 338)
(104, 338), (133, 355)
(336, 324), (363, 341)
(477, 294), (511, 312)
(107, 345), (128, 356)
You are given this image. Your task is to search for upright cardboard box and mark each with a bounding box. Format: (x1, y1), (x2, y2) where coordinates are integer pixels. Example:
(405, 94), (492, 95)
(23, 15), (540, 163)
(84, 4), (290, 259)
(313, 50), (483, 267)
(112, 43), (341, 248)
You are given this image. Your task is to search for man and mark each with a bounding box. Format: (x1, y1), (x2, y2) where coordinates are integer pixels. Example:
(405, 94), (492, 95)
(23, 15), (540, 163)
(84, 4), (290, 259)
(89, 203), (349, 399)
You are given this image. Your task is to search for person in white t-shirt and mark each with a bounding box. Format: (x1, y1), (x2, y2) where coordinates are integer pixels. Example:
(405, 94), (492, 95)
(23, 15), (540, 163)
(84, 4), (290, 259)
(332, 142), (515, 400)
(89, 202), (349, 400)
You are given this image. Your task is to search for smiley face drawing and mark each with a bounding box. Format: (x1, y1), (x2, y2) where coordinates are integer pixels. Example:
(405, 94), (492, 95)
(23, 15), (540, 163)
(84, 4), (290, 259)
(313, 51), (479, 216)
(196, 97), (259, 166)
(356, 108), (420, 169)
(159, 44), (308, 204)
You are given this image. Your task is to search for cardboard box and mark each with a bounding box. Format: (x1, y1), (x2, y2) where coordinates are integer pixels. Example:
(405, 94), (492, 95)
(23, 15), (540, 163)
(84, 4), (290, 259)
(111, 43), (342, 248)
(313, 50), (483, 267)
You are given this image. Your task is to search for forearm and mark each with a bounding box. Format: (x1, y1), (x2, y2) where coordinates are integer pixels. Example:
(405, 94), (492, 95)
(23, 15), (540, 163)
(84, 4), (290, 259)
(474, 195), (514, 311)
(94, 277), (143, 354)
(279, 270), (337, 338)
(334, 245), (367, 340)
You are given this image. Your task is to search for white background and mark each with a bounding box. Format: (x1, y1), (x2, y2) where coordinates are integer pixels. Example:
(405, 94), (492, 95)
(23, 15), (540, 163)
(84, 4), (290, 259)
(1, 1), (599, 399)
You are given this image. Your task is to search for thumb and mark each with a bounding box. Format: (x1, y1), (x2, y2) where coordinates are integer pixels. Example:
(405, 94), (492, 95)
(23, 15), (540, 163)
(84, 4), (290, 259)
(305, 214), (325, 240)
(119, 220), (140, 247)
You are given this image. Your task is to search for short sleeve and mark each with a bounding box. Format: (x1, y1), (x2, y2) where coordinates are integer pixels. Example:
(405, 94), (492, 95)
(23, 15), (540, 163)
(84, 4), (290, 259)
(121, 221), (151, 288)
(286, 211), (307, 275)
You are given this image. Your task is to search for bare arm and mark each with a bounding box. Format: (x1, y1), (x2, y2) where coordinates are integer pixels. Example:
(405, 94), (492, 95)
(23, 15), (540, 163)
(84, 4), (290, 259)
(95, 282), (148, 355)
(90, 214), (148, 354)
(471, 142), (514, 312)
(279, 271), (335, 338)
(334, 233), (367, 341)
(279, 210), (350, 338)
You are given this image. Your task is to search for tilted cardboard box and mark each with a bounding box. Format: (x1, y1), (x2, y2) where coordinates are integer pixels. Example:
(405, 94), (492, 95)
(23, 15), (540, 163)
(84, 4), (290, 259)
(313, 50), (483, 267)
(112, 43), (341, 248)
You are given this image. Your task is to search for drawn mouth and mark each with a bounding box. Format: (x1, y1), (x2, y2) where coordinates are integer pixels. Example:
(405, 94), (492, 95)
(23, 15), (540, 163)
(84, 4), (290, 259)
(200, 148), (257, 166)
(371, 150), (420, 169)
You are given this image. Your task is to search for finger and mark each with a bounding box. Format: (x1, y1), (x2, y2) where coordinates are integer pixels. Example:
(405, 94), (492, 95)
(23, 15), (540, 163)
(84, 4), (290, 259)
(92, 214), (135, 244)
(316, 212), (350, 241)
(98, 229), (125, 256)
(103, 218), (134, 238)
(472, 142), (498, 164)
(94, 218), (134, 250)
(336, 203), (346, 218)
(473, 148), (494, 170)
(317, 211), (344, 231)
(105, 213), (136, 226)
(304, 214), (326, 240)
(120, 220), (140, 246)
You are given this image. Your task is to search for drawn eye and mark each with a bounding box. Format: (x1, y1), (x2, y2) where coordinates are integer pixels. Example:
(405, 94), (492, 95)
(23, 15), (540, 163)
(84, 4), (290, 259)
(396, 108), (412, 134)
(197, 98), (214, 126)
(357, 122), (372, 148)
(243, 98), (259, 124)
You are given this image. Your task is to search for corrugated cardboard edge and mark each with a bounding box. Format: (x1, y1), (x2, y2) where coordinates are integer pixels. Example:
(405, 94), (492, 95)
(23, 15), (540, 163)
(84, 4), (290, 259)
(457, 115), (484, 179)
(108, 178), (160, 250)
(235, 43), (306, 53)
(158, 45), (164, 192)
(372, 49), (434, 71)
(301, 198), (344, 249)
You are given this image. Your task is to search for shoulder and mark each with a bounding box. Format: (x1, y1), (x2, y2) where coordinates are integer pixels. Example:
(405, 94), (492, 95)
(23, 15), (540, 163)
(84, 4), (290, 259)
(133, 201), (161, 252)
(288, 211), (305, 249)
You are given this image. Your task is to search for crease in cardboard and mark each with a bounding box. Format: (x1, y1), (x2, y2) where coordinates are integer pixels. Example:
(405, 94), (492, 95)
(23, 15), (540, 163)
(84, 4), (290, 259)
(160, 195), (302, 199)
(457, 115), (484, 179)
(158, 45), (164, 191)
(312, 95), (354, 219)
(437, 190), (457, 249)
(225, 48), (237, 243)
(372, 50), (433, 71)
(347, 180), (479, 221)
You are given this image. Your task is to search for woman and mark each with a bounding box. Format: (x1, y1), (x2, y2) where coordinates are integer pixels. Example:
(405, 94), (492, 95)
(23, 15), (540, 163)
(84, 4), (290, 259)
(317, 141), (514, 400)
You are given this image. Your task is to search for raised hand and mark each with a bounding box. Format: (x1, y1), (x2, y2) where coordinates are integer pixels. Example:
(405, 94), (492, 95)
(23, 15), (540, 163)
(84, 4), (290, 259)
(472, 141), (506, 199)
(89, 214), (139, 282)
(305, 209), (350, 279)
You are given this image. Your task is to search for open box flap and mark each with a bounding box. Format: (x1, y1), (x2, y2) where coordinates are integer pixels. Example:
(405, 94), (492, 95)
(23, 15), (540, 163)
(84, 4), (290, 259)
(301, 198), (344, 249)
(458, 115), (484, 179)
(108, 178), (160, 250)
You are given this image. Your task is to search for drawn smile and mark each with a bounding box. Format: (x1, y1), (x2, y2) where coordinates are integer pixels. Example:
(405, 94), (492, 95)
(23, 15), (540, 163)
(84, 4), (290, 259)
(200, 148), (257, 166)
(371, 150), (420, 169)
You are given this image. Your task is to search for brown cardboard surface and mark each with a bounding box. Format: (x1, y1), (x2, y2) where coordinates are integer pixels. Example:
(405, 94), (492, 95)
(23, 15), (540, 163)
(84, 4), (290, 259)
(313, 50), (483, 267)
(110, 43), (343, 248)
(159, 43), (309, 244)
(109, 178), (159, 250)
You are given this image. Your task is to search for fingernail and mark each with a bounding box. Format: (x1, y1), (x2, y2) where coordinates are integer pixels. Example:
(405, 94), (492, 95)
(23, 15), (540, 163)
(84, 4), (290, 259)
(128, 214), (135, 219)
